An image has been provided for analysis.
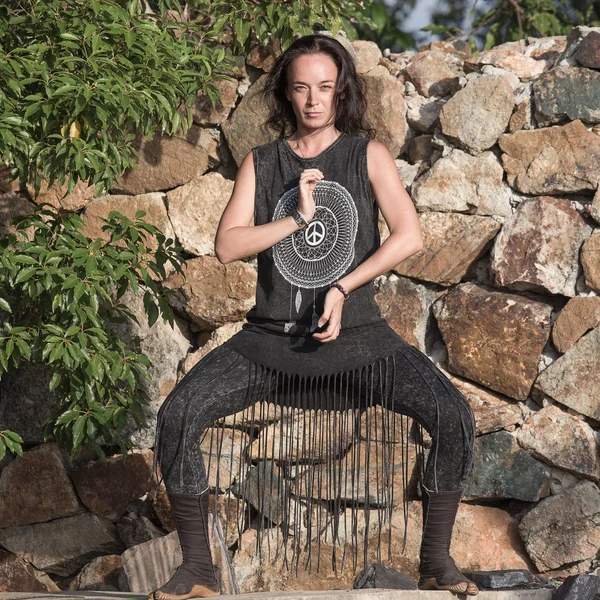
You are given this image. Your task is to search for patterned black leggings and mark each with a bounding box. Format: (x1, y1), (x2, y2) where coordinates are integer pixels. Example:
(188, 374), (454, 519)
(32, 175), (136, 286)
(151, 340), (476, 498)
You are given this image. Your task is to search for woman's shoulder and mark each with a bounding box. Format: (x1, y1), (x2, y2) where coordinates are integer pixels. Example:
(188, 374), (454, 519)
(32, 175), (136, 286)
(251, 137), (281, 156)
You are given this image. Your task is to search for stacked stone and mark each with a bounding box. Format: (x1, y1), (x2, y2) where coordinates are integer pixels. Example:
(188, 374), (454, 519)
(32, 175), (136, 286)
(2, 26), (600, 595)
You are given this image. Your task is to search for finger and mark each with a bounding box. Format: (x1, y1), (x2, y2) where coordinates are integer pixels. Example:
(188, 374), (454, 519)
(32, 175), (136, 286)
(312, 320), (340, 341)
(299, 173), (324, 183)
(314, 323), (340, 342)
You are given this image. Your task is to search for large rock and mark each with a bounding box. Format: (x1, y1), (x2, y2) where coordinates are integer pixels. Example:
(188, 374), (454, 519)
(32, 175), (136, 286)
(499, 119), (600, 195)
(0, 193), (34, 240)
(463, 41), (549, 79)
(25, 176), (96, 212)
(229, 528), (291, 593)
(443, 369), (531, 435)
(69, 450), (155, 521)
(439, 74), (515, 154)
(113, 125), (210, 194)
(405, 93), (445, 133)
(192, 77), (239, 126)
(163, 255), (256, 331)
(581, 232), (600, 293)
(362, 66), (407, 158)
(490, 197), (593, 296)
(167, 172), (234, 257)
(552, 296), (600, 353)
(589, 187), (600, 225)
(0, 362), (58, 444)
(519, 480), (600, 572)
(0, 513), (124, 577)
(81, 191), (176, 259)
(532, 66), (600, 126)
(232, 460), (286, 525)
(0, 442), (84, 528)
(534, 326), (600, 421)
(433, 283), (553, 401)
(67, 554), (122, 591)
(463, 430), (551, 502)
(558, 25), (600, 68)
(411, 149), (513, 216)
(393, 213), (501, 286)
(374, 274), (441, 351)
(200, 426), (250, 492)
(350, 40), (383, 74)
(0, 550), (60, 594)
(516, 403), (600, 481)
(291, 441), (418, 507)
(222, 74), (275, 167)
(386, 500), (531, 577)
(575, 30), (600, 68)
(249, 408), (355, 462)
(108, 286), (193, 449)
(405, 50), (464, 98)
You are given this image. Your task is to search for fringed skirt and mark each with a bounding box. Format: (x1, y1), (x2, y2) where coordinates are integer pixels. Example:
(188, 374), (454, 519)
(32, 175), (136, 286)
(148, 319), (476, 576)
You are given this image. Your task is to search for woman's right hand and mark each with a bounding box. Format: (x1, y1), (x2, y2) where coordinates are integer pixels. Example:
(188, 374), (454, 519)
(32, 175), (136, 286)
(297, 168), (324, 222)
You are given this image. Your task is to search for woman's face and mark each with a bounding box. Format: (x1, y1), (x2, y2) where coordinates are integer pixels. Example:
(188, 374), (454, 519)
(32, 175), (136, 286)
(285, 52), (339, 131)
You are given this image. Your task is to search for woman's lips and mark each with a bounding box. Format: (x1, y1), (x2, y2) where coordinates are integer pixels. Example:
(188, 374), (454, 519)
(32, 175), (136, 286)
(305, 113), (321, 116)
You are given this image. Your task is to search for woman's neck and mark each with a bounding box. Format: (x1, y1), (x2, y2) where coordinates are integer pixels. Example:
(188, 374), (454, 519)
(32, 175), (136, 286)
(287, 126), (341, 156)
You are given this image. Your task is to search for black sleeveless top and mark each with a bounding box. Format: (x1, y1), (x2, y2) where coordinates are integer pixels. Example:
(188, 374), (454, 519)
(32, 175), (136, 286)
(243, 132), (386, 336)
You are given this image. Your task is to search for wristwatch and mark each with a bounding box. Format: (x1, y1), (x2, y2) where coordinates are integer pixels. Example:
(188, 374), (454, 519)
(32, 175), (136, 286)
(291, 208), (309, 230)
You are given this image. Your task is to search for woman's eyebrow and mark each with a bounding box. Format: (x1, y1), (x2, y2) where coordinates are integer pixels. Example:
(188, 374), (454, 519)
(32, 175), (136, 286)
(291, 79), (336, 85)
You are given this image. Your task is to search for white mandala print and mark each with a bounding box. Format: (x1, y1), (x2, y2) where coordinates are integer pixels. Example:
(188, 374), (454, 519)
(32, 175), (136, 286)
(272, 180), (358, 288)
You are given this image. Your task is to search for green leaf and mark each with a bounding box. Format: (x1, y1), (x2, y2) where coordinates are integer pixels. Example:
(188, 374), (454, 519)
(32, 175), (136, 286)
(4, 430), (24, 444)
(235, 18), (250, 45)
(72, 414), (87, 448)
(15, 267), (37, 284)
(56, 409), (81, 425)
(0, 298), (12, 314)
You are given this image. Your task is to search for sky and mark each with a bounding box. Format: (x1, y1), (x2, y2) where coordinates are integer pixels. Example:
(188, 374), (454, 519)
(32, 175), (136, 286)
(402, 0), (442, 35)
(397, 0), (480, 46)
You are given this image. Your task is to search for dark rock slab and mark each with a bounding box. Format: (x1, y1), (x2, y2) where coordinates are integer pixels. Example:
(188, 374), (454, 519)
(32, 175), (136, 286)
(231, 460), (286, 525)
(353, 563), (418, 589)
(532, 66), (600, 126)
(463, 430), (551, 502)
(553, 573), (600, 599)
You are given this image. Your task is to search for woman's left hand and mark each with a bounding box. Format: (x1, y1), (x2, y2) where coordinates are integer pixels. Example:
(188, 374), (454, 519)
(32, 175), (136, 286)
(312, 286), (345, 342)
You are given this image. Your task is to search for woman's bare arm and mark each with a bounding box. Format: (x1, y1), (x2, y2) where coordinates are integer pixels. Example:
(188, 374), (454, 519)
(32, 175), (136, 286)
(214, 150), (303, 264)
(336, 140), (424, 294)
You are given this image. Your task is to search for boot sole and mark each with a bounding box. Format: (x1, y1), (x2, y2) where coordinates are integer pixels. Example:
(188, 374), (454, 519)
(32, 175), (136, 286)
(418, 576), (480, 595)
(147, 584), (221, 600)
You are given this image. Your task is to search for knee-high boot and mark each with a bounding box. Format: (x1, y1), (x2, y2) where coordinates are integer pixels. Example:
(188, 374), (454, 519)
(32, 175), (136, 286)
(148, 490), (220, 600)
(417, 486), (479, 596)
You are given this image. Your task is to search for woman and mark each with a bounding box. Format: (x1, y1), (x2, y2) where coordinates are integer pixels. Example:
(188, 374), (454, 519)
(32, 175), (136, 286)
(147, 33), (479, 600)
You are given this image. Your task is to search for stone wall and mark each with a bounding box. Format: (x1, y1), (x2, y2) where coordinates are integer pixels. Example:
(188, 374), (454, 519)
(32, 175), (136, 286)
(1, 26), (600, 594)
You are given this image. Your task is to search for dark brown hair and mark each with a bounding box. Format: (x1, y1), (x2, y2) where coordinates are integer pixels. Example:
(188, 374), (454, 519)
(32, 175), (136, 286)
(261, 34), (376, 139)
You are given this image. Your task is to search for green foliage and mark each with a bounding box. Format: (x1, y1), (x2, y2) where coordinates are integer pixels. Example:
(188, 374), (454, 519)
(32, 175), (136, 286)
(0, 0), (386, 467)
(352, 0), (418, 52)
(189, 0), (380, 52)
(0, 0), (236, 200)
(422, 0), (600, 51)
(0, 205), (185, 464)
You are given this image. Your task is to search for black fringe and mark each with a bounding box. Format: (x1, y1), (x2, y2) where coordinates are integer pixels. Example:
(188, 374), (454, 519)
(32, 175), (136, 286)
(147, 346), (474, 576)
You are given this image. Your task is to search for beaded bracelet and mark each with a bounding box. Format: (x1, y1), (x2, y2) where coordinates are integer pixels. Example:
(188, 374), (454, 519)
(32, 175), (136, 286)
(330, 281), (349, 299)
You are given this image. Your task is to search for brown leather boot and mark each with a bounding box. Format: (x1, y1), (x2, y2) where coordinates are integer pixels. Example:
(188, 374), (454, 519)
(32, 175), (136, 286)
(417, 486), (479, 596)
(148, 491), (220, 600)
